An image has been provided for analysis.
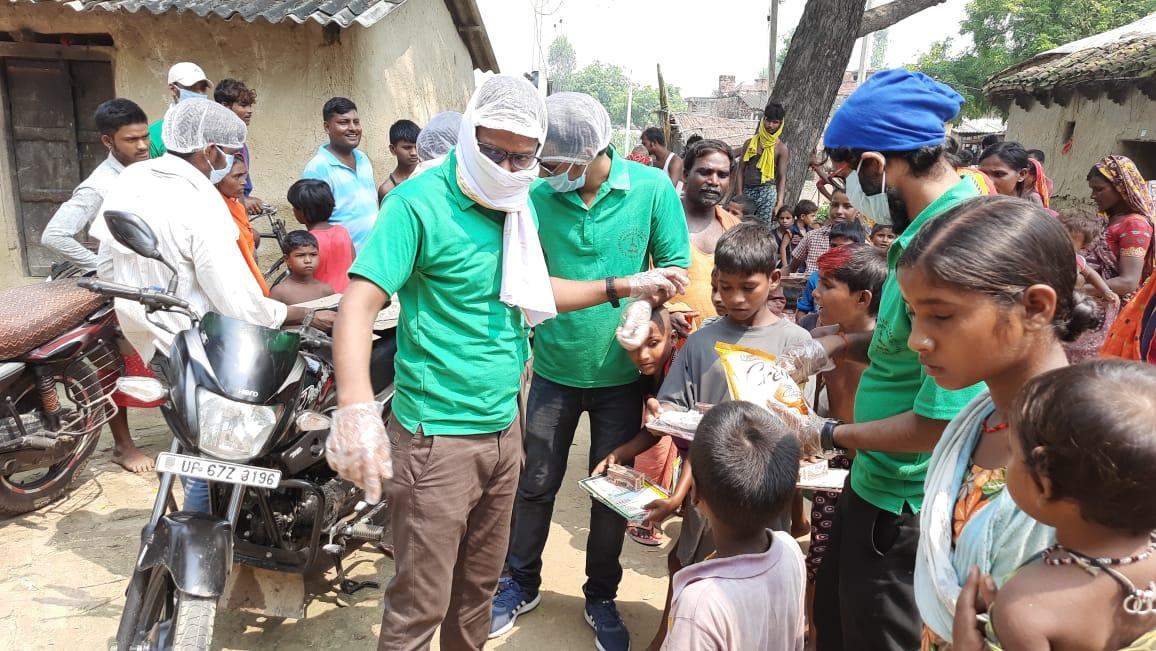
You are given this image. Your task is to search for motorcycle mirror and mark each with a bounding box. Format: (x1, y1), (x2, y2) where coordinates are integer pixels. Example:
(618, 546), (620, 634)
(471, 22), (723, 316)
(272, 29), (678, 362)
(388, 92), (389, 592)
(104, 210), (163, 261)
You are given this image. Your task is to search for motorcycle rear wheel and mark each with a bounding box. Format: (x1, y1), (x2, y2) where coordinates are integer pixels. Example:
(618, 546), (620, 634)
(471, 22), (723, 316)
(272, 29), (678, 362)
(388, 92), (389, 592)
(0, 369), (102, 515)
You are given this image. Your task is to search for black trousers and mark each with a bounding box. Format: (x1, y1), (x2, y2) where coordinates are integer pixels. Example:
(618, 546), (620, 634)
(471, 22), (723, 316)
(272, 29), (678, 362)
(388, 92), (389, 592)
(814, 480), (922, 651)
(506, 373), (644, 601)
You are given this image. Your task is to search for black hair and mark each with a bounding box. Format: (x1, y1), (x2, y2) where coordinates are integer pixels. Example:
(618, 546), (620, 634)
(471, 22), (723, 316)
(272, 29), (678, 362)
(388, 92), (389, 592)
(824, 244), (888, 315)
(825, 144), (946, 178)
(681, 138), (734, 172)
(715, 222), (779, 275)
(1011, 360), (1156, 536)
(794, 199), (818, 216)
(641, 126), (665, 146)
(898, 195), (1101, 342)
(979, 141), (1031, 176)
(763, 101), (786, 121)
(954, 148), (975, 167)
(775, 205), (794, 220)
(322, 97), (358, 122)
(980, 133), (1003, 149)
(728, 194), (753, 213)
(389, 119), (420, 145)
(685, 134), (703, 147)
(1026, 149), (1045, 164)
(829, 220), (866, 244)
(286, 179), (336, 226)
(94, 98), (148, 136)
(282, 229), (319, 254)
(870, 222), (895, 236)
(690, 400), (800, 535)
(1086, 165), (1112, 184)
(214, 78), (256, 106)
(1056, 207), (1103, 246)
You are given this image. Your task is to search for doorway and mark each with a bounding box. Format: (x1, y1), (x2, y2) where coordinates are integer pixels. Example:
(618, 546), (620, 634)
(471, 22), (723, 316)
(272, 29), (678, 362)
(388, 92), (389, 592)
(1, 52), (114, 275)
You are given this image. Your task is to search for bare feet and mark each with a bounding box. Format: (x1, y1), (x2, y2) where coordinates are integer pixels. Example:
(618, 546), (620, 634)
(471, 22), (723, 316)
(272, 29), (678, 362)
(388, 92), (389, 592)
(112, 445), (154, 473)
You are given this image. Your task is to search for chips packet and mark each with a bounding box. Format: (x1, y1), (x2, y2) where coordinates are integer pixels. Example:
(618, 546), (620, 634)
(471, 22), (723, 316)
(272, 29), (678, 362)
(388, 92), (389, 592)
(715, 342), (810, 422)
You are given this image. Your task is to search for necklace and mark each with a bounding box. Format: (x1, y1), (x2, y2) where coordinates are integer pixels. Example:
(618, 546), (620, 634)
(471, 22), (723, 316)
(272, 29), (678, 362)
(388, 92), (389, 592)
(1044, 533), (1156, 616)
(1044, 532), (1156, 567)
(981, 412), (1008, 434)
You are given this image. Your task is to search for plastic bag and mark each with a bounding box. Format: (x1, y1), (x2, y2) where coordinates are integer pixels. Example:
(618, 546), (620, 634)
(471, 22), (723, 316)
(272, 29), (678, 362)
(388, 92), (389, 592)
(325, 402), (392, 503)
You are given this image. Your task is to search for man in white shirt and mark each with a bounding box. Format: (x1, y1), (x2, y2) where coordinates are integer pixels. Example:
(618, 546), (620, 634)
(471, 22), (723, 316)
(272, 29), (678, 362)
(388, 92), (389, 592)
(41, 98), (150, 271)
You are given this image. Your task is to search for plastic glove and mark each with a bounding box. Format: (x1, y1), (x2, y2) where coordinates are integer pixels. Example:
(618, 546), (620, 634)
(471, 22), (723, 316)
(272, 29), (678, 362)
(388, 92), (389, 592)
(775, 339), (837, 385)
(615, 300), (653, 350)
(626, 267), (690, 299)
(325, 402), (392, 503)
(761, 398), (825, 457)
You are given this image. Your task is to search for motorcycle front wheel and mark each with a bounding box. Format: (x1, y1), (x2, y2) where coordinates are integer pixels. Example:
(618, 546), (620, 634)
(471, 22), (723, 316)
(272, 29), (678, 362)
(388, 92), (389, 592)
(117, 566), (217, 651)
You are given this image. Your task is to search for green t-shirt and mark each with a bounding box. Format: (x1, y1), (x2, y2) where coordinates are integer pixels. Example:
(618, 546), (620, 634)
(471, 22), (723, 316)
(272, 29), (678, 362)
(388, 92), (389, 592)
(148, 119), (166, 158)
(530, 147), (691, 388)
(349, 151), (527, 436)
(851, 175), (989, 514)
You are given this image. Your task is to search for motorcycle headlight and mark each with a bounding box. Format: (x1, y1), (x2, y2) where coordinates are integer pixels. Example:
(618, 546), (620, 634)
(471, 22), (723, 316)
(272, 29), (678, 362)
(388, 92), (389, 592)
(196, 388), (279, 461)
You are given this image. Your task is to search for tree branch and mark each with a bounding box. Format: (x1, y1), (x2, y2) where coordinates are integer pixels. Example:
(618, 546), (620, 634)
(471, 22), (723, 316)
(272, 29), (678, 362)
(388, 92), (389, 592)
(858, 0), (947, 37)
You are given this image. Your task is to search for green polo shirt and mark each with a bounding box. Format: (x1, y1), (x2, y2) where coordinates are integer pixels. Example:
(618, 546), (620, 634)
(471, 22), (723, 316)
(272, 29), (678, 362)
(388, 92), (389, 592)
(851, 175), (988, 514)
(148, 119), (166, 158)
(350, 150), (527, 436)
(530, 147), (691, 388)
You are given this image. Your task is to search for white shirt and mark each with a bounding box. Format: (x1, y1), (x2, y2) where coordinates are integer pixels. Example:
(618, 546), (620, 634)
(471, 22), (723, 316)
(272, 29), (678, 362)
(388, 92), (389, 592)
(91, 153), (287, 361)
(41, 154), (125, 270)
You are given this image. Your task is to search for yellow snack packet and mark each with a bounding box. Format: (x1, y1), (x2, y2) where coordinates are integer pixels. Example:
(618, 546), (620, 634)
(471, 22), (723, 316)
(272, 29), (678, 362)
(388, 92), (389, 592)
(715, 342), (810, 419)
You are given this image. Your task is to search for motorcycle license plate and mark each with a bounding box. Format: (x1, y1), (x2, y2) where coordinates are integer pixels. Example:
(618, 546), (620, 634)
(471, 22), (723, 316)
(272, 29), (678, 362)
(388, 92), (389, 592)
(156, 452), (281, 489)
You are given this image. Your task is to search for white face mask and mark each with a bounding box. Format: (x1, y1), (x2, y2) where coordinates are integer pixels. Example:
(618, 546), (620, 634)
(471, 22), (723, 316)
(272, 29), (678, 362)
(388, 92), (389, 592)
(455, 124), (539, 212)
(206, 145), (234, 185)
(845, 160), (892, 226)
(544, 162), (587, 193)
(178, 87), (207, 103)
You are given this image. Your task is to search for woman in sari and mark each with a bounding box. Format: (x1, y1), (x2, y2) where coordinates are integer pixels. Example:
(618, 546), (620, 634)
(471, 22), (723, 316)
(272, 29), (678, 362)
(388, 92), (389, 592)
(1099, 157), (1156, 364)
(1084, 155), (1154, 299)
(216, 156), (270, 296)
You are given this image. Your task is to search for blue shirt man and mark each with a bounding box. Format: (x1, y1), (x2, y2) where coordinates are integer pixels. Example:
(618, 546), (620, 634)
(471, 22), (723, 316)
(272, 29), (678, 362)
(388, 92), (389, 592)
(302, 97), (378, 252)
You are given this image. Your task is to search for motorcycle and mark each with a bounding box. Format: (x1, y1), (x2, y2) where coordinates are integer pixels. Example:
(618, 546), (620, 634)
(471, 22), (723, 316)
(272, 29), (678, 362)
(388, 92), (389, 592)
(0, 269), (122, 515)
(81, 211), (397, 650)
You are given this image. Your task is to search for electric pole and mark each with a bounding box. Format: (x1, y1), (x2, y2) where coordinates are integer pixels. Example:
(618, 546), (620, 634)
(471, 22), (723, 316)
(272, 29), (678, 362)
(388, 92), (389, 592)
(767, 0), (779, 90)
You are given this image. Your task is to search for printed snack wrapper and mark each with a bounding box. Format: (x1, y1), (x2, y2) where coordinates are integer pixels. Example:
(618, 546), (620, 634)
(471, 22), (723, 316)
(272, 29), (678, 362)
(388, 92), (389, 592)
(715, 342), (810, 421)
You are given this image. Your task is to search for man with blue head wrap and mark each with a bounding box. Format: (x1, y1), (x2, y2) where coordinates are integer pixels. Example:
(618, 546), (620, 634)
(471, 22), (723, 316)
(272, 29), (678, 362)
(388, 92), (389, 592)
(764, 69), (993, 651)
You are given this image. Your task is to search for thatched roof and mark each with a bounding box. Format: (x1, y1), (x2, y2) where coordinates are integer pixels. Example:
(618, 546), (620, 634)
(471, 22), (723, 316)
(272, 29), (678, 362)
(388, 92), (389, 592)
(669, 113), (757, 149)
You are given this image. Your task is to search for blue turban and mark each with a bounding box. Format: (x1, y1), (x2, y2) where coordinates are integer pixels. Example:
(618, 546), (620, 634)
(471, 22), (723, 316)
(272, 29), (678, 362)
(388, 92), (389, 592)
(824, 69), (964, 152)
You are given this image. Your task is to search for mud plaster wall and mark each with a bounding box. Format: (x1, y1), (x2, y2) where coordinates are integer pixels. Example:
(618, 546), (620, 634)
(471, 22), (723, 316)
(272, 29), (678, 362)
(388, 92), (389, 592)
(0, 0), (475, 288)
(1005, 90), (1156, 208)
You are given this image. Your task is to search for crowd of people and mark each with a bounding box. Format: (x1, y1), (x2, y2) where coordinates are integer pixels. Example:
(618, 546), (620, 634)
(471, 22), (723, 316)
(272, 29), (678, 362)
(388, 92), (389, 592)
(37, 59), (1156, 651)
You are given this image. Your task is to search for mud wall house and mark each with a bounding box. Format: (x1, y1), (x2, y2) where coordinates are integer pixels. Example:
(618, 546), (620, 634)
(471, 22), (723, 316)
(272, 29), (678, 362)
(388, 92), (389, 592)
(0, 0), (497, 284)
(985, 12), (1156, 206)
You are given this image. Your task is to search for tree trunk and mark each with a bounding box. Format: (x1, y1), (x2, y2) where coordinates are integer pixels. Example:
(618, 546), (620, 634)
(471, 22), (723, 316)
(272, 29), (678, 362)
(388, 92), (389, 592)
(769, 0), (947, 209)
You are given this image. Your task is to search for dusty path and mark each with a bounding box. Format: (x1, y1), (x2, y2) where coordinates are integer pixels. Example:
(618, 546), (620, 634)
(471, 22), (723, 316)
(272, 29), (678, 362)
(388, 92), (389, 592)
(0, 412), (671, 649)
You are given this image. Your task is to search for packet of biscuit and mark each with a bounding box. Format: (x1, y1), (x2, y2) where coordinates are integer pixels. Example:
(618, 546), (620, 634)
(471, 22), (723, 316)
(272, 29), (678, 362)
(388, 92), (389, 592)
(715, 342), (810, 421)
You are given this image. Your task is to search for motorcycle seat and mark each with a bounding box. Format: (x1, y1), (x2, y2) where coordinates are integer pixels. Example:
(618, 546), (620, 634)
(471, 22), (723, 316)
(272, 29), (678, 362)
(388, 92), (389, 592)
(0, 279), (107, 359)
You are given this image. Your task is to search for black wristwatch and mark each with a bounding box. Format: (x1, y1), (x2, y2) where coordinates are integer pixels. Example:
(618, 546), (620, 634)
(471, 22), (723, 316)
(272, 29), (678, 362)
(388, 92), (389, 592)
(821, 419), (845, 456)
(605, 277), (621, 308)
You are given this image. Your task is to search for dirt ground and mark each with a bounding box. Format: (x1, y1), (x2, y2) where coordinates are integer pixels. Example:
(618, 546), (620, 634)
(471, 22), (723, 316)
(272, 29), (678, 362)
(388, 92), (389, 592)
(0, 411), (674, 650)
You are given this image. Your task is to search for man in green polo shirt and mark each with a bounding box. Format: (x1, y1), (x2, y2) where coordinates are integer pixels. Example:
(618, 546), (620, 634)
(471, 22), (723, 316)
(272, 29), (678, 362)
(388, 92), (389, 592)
(769, 70), (990, 650)
(492, 92), (690, 650)
(148, 62), (212, 159)
(330, 77), (688, 651)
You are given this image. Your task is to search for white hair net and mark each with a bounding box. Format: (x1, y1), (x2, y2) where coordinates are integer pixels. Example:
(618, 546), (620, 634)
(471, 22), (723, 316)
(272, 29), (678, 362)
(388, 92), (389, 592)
(466, 75), (547, 142)
(161, 98), (246, 154)
(416, 111), (462, 161)
(540, 92), (613, 164)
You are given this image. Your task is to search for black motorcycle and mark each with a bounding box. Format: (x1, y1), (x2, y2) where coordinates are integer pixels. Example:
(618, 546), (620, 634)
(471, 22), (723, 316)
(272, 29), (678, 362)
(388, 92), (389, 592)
(80, 211), (397, 650)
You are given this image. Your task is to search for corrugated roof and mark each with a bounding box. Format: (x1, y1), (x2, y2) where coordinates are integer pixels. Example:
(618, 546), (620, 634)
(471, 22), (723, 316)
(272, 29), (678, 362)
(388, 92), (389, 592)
(670, 113), (757, 148)
(9, 0), (499, 70)
(985, 34), (1156, 98)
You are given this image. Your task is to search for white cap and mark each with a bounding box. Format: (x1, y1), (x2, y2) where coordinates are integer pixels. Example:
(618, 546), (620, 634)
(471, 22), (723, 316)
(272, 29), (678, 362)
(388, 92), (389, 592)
(167, 62), (211, 87)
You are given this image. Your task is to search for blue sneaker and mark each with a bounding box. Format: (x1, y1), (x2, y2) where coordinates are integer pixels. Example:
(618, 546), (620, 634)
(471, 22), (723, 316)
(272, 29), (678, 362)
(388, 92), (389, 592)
(584, 599), (630, 651)
(488, 577), (541, 638)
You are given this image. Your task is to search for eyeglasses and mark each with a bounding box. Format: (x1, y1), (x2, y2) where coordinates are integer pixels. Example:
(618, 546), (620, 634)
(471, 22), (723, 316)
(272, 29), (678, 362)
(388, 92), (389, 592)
(477, 142), (540, 171)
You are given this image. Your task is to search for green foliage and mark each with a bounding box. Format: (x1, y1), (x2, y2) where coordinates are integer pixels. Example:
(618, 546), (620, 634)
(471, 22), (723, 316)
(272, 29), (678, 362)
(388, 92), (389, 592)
(910, 0), (1156, 117)
(558, 59), (686, 128)
(547, 35), (576, 89)
(870, 28), (889, 69)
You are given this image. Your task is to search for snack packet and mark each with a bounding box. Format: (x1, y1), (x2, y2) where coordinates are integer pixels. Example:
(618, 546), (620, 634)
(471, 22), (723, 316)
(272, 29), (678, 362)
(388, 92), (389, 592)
(715, 342), (810, 421)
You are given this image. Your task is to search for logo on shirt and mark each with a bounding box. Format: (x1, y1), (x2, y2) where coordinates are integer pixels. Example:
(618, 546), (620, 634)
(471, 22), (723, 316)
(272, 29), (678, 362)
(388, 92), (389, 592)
(619, 228), (646, 257)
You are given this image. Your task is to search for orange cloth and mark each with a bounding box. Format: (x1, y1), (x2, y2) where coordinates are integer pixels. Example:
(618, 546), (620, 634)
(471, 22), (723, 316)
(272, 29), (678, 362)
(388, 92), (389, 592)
(668, 205), (742, 329)
(1028, 158), (1051, 208)
(223, 195), (270, 296)
(1102, 273), (1156, 361)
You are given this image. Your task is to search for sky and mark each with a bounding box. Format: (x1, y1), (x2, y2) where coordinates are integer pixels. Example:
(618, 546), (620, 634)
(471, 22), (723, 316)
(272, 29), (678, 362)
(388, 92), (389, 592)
(474, 0), (970, 97)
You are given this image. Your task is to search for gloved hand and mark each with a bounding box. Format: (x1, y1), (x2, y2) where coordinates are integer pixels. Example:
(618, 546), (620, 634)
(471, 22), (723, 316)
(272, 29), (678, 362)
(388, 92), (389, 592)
(626, 268), (690, 300)
(775, 339), (836, 385)
(325, 402), (392, 503)
(762, 398), (825, 457)
(615, 299), (653, 350)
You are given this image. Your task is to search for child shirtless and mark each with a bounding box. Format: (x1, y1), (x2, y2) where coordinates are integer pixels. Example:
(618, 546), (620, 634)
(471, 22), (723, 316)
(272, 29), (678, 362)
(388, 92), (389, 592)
(269, 230), (335, 306)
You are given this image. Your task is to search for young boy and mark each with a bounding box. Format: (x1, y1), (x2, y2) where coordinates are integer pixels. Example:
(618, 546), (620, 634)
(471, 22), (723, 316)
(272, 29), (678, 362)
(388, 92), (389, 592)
(870, 223), (896, 250)
(795, 220), (866, 323)
(287, 179), (353, 293)
(793, 199), (819, 238)
(377, 119), (421, 202)
(774, 206), (799, 269)
(269, 230), (335, 305)
(637, 222), (811, 649)
(1057, 208), (1118, 304)
(725, 194), (754, 221)
(662, 401), (806, 650)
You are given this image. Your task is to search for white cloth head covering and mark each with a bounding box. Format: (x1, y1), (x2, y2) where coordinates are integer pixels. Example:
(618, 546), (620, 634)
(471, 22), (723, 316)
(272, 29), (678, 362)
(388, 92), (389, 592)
(455, 76), (556, 326)
(416, 111), (463, 162)
(161, 98), (246, 154)
(541, 92), (613, 165)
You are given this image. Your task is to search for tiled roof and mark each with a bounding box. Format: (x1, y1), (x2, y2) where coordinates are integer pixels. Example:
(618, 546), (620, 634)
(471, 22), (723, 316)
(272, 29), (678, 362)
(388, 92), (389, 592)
(985, 34), (1156, 98)
(739, 91), (769, 111)
(670, 113), (758, 148)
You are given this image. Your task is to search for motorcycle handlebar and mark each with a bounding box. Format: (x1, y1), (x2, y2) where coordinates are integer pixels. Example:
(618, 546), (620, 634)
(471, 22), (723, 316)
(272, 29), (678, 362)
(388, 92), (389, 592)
(77, 278), (190, 311)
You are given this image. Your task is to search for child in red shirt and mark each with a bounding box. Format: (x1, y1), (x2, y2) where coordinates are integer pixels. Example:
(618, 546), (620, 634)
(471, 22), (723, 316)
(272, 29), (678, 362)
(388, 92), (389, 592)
(287, 179), (353, 293)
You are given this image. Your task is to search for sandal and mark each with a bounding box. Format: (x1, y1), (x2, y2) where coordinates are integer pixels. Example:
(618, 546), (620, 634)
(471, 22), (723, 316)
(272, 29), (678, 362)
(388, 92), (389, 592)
(627, 524), (665, 547)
